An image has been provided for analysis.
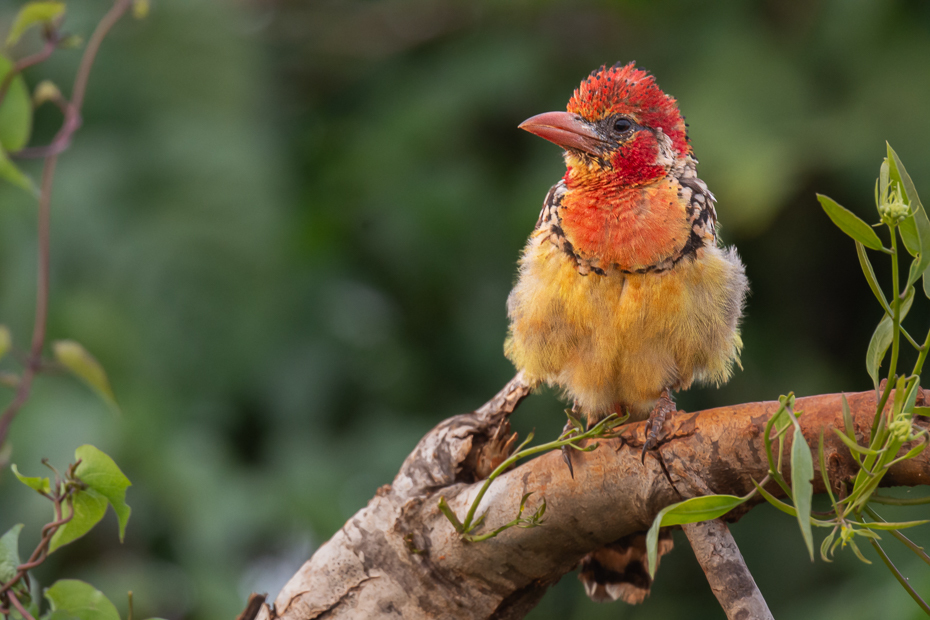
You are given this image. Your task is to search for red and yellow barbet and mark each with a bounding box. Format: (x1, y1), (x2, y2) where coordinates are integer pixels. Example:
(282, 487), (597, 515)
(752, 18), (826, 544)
(506, 63), (749, 603)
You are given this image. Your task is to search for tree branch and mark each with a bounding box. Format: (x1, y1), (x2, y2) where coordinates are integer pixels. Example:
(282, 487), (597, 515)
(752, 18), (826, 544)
(251, 386), (930, 620)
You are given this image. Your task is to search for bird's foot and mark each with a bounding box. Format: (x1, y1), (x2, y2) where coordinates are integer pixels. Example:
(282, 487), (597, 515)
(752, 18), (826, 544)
(561, 418), (576, 479)
(561, 402), (588, 479)
(641, 389), (676, 463)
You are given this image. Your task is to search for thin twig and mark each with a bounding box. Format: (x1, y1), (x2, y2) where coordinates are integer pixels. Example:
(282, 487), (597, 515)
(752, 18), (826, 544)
(0, 0), (132, 450)
(0, 33), (59, 108)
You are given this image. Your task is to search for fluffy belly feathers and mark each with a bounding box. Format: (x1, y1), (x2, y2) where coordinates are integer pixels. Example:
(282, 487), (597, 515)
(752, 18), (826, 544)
(505, 232), (747, 421)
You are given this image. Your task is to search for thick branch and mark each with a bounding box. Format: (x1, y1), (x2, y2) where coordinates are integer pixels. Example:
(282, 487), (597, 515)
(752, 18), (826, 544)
(253, 388), (930, 620)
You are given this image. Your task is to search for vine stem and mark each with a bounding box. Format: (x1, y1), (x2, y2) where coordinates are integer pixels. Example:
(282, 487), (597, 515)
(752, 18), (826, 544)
(7, 590), (37, 620)
(0, 0), (132, 450)
(0, 33), (59, 108)
(888, 227), (901, 386)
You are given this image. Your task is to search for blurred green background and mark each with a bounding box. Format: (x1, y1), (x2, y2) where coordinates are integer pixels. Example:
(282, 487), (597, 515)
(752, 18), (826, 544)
(1, 0), (930, 618)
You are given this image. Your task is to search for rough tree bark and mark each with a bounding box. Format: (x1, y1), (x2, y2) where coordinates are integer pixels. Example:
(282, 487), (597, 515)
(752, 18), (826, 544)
(250, 379), (930, 620)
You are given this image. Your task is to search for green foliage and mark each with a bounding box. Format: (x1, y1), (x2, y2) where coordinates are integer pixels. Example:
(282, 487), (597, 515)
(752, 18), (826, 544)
(645, 494), (749, 578)
(49, 489), (109, 553)
(53, 341), (120, 414)
(44, 580), (120, 620)
(817, 194), (885, 251)
(73, 445), (132, 542)
(791, 424), (815, 560)
(11, 463), (50, 494)
(4, 448), (132, 619)
(0, 523), (24, 583)
(5, 2), (65, 48)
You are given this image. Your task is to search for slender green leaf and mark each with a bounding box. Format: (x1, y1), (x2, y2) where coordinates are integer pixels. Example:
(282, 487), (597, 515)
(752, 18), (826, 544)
(880, 159), (890, 202)
(865, 289), (913, 390)
(73, 445), (132, 541)
(0, 523), (23, 582)
(11, 463), (50, 494)
(820, 529), (837, 562)
(914, 406), (930, 417)
(818, 194), (884, 250)
(833, 428), (885, 456)
(791, 426), (815, 560)
(53, 340), (119, 413)
(49, 489), (108, 553)
(866, 316), (894, 389)
(842, 395), (856, 441)
(44, 580), (120, 620)
(847, 538), (872, 564)
(6, 2), (65, 47)
(818, 431), (836, 507)
(858, 519), (929, 531)
(646, 494), (747, 577)
(900, 216), (919, 257)
(856, 242), (890, 311)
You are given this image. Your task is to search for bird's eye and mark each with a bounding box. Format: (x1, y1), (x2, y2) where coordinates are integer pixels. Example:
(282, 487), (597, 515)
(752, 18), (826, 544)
(613, 118), (633, 133)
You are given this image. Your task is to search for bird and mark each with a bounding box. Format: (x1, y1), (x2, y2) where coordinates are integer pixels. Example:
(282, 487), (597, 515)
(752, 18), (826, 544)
(504, 62), (748, 603)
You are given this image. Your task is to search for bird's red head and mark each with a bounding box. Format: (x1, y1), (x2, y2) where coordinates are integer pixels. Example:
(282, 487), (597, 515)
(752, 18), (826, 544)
(520, 63), (690, 189)
(519, 63), (696, 270)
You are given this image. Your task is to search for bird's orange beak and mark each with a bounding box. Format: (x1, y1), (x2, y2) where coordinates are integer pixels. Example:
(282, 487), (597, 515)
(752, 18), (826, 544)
(519, 111), (605, 156)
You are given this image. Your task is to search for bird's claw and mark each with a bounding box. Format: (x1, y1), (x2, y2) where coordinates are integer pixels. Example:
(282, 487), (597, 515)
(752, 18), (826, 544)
(561, 418), (576, 479)
(641, 390), (676, 464)
(562, 445), (575, 479)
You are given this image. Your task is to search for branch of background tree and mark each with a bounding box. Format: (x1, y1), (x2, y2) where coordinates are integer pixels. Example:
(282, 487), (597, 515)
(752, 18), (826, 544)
(245, 384), (930, 620)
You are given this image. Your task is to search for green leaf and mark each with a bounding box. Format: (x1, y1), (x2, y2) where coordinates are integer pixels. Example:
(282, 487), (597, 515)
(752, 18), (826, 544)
(74, 445), (131, 541)
(842, 395), (856, 441)
(818, 194), (884, 251)
(833, 428), (885, 456)
(888, 144), (930, 290)
(913, 406), (930, 417)
(11, 463), (50, 494)
(44, 580), (120, 620)
(0, 56), (32, 152)
(0, 523), (24, 582)
(49, 489), (108, 553)
(53, 340), (119, 413)
(820, 529), (837, 562)
(847, 538), (872, 564)
(900, 215), (919, 257)
(0, 145), (36, 194)
(0, 324), (10, 361)
(858, 519), (929, 531)
(866, 316), (894, 390)
(791, 425), (815, 560)
(6, 2), (65, 48)
(856, 242), (890, 312)
(646, 494), (747, 577)
(864, 288), (913, 389)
